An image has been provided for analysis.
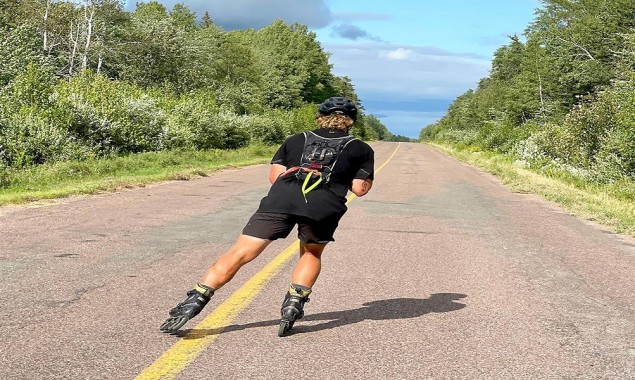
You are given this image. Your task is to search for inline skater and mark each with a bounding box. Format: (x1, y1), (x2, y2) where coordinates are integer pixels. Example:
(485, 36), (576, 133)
(160, 96), (375, 336)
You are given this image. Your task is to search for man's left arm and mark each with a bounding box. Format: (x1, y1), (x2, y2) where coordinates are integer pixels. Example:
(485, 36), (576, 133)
(350, 147), (375, 197)
(351, 178), (373, 196)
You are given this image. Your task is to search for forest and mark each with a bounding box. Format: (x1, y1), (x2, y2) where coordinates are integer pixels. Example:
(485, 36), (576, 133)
(421, 0), (635, 184)
(0, 0), (396, 181)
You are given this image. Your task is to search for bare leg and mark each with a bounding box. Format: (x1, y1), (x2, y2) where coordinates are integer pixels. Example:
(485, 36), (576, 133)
(160, 235), (271, 333)
(291, 242), (326, 288)
(199, 234), (271, 290)
(277, 243), (326, 336)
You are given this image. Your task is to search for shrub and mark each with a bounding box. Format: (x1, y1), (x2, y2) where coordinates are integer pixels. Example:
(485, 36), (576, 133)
(593, 126), (635, 181)
(164, 91), (220, 149)
(0, 110), (88, 168)
(247, 110), (294, 145)
(205, 111), (251, 150)
(287, 104), (317, 134)
(55, 72), (167, 154)
(1, 63), (56, 111)
(165, 97), (252, 150)
(215, 82), (265, 115)
(0, 26), (45, 87)
(557, 79), (635, 181)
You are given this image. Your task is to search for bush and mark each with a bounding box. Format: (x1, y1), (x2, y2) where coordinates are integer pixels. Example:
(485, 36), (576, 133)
(476, 120), (516, 152)
(0, 110), (88, 168)
(205, 112), (251, 150)
(164, 93), (219, 149)
(287, 104), (317, 134)
(244, 113), (288, 145)
(557, 79), (635, 181)
(166, 96), (252, 150)
(54, 72), (168, 154)
(593, 127), (635, 181)
(592, 82), (635, 180)
(0, 26), (45, 87)
(0, 65), (88, 168)
(435, 128), (480, 147)
(1, 63), (56, 111)
(215, 82), (265, 115)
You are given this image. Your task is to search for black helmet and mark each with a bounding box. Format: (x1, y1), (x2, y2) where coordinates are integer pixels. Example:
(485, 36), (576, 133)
(318, 96), (358, 122)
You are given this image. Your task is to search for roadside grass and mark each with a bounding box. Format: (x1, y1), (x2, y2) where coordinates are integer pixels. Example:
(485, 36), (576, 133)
(0, 145), (277, 206)
(429, 142), (635, 237)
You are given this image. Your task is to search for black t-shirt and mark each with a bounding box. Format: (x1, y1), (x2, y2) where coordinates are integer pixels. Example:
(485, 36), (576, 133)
(256, 128), (375, 221)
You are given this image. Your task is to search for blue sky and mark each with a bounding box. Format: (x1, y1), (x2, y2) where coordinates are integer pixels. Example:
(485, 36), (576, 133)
(125, 0), (542, 137)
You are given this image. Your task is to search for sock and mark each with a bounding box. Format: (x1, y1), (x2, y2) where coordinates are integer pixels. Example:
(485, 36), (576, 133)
(194, 283), (215, 298)
(289, 283), (312, 298)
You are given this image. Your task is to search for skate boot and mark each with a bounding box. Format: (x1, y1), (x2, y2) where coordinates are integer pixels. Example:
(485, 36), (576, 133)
(278, 284), (311, 337)
(160, 283), (214, 333)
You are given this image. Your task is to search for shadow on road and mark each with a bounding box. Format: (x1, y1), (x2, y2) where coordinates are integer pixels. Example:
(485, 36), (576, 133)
(180, 292), (467, 339)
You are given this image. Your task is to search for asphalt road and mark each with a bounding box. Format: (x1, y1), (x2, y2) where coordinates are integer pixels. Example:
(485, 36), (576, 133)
(1, 142), (634, 380)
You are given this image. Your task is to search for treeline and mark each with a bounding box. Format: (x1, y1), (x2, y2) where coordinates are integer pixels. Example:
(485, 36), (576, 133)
(0, 0), (392, 173)
(421, 0), (635, 182)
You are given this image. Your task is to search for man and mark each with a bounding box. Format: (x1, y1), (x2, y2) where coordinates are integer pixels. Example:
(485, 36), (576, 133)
(160, 97), (375, 336)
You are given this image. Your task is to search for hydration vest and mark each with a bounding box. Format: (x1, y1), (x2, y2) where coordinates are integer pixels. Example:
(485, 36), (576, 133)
(286, 131), (356, 202)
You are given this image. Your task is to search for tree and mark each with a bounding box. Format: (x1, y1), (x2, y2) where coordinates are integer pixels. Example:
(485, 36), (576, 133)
(89, 0), (128, 75)
(201, 11), (213, 28)
(181, 27), (264, 111)
(114, 1), (186, 88)
(244, 20), (335, 108)
(329, 76), (360, 105)
(0, 25), (45, 86)
(169, 3), (196, 31)
(362, 114), (391, 140)
(528, 0), (635, 103)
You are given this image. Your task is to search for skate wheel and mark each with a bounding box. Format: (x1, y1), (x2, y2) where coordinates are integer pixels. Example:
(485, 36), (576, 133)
(278, 320), (291, 337)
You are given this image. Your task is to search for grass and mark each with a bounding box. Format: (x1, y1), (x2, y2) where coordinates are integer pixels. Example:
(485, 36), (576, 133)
(428, 142), (635, 237)
(0, 144), (277, 206)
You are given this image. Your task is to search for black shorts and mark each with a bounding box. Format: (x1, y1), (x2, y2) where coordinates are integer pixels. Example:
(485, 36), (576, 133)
(242, 212), (339, 244)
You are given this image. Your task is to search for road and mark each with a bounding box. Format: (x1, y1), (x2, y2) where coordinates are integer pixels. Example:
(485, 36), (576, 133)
(1, 142), (634, 380)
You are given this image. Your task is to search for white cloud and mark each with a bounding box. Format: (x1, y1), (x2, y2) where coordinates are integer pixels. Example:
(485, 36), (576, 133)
(326, 42), (490, 99)
(381, 48), (414, 61)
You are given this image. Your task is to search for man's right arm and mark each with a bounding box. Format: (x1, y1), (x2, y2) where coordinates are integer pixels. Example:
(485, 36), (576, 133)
(269, 139), (289, 184)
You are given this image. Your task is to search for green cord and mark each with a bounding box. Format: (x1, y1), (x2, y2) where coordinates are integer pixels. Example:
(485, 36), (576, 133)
(301, 172), (322, 202)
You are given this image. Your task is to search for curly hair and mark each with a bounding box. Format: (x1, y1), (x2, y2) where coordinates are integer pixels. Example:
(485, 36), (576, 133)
(315, 113), (355, 132)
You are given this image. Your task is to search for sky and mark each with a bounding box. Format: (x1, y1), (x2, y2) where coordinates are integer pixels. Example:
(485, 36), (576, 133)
(124, 0), (542, 138)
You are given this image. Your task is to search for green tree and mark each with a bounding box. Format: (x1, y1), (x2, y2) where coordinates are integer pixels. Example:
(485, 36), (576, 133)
(245, 20), (335, 108)
(362, 114), (392, 140)
(329, 75), (360, 105)
(114, 1), (187, 88)
(0, 0), (24, 29)
(528, 0), (635, 104)
(169, 3), (196, 31)
(0, 25), (45, 86)
(86, 0), (129, 76)
(201, 11), (214, 28)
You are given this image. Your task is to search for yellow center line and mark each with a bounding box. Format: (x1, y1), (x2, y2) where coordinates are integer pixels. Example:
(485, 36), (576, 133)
(135, 142), (401, 380)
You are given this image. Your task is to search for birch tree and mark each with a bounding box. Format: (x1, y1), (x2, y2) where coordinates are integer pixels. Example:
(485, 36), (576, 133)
(81, 2), (95, 70)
